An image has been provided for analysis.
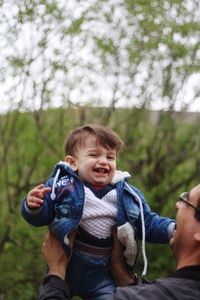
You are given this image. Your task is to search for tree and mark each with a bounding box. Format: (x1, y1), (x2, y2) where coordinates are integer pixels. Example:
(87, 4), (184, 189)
(1, 0), (200, 114)
(1, 0), (200, 298)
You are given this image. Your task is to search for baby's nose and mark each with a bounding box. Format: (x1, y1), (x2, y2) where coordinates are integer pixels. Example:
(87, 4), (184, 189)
(98, 156), (107, 164)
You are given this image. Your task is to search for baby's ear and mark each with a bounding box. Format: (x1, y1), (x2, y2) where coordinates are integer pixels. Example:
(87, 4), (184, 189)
(65, 155), (78, 171)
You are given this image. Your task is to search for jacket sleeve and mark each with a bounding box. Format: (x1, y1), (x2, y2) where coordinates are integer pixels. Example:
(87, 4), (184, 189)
(21, 179), (55, 227)
(142, 205), (175, 243)
(38, 276), (70, 300)
(133, 188), (175, 243)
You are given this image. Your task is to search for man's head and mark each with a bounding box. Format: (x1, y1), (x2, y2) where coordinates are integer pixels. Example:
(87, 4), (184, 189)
(170, 184), (200, 269)
(64, 124), (124, 186)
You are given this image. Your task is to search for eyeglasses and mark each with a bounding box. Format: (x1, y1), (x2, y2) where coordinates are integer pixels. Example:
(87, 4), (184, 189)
(178, 192), (200, 215)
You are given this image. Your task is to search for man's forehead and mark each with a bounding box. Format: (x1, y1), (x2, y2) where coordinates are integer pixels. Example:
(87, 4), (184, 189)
(190, 184), (200, 203)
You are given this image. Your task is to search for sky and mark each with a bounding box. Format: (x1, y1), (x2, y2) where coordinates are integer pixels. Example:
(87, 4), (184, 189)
(1, 0), (200, 114)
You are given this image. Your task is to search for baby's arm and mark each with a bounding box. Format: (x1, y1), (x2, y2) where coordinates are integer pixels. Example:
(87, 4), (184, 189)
(27, 184), (51, 209)
(22, 182), (54, 227)
(140, 202), (175, 243)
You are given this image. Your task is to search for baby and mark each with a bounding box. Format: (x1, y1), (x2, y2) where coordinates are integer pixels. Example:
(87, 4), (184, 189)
(22, 124), (175, 300)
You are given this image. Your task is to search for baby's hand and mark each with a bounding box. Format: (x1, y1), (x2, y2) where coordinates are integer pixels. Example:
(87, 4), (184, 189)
(27, 184), (51, 209)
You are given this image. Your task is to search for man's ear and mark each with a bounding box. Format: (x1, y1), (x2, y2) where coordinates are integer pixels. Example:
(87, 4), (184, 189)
(65, 155), (78, 171)
(194, 231), (200, 242)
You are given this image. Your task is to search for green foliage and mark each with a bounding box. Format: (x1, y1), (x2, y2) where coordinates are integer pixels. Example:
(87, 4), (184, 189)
(2, 0), (200, 113)
(94, 38), (118, 55)
(1, 106), (200, 299)
(9, 56), (26, 68)
(1, 0), (200, 298)
(67, 17), (84, 34)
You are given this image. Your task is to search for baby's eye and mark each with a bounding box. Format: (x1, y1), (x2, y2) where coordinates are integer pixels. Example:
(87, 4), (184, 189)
(89, 153), (97, 157)
(107, 156), (115, 160)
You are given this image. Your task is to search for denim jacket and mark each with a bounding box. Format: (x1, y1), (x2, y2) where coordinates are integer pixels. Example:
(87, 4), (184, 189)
(21, 162), (174, 271)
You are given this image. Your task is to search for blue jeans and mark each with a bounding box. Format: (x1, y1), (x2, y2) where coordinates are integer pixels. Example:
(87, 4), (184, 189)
(66, 249), (116, 300)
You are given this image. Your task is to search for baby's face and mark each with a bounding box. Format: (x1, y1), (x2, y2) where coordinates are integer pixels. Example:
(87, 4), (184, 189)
(71, 135), (117, 186)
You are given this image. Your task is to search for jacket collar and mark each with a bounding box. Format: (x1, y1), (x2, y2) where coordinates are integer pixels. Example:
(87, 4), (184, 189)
(168, 265), (200, 281)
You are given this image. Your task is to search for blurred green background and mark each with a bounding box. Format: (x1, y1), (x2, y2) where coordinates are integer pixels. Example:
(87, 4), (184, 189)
(1, 0), (200, 299)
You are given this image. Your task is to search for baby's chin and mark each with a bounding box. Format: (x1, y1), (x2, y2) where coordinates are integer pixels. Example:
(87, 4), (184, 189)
(91, 177), (112, 186)
(92, 181), (108, 187)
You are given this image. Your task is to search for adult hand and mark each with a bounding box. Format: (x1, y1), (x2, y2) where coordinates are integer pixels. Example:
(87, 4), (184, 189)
(109, 226), (135, 286)
(42, 230), (76, 280)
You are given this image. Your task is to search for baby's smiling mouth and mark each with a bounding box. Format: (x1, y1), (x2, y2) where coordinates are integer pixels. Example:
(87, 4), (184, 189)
(93, 168), (109, 174)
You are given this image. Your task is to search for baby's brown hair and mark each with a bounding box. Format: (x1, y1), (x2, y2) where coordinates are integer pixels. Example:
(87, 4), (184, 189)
(64, 124), (124, 156)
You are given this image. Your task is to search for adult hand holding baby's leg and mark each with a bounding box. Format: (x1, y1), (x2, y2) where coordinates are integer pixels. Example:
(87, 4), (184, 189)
(42, 229), (76, 280)
(109, 226), (135, 286)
